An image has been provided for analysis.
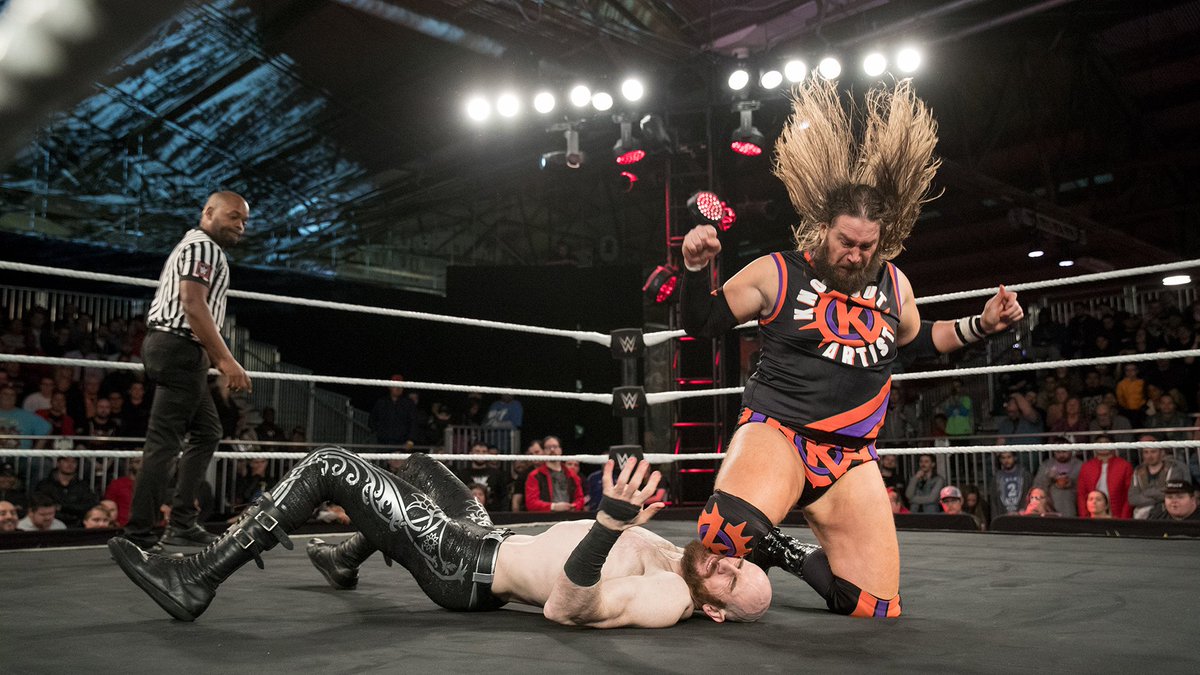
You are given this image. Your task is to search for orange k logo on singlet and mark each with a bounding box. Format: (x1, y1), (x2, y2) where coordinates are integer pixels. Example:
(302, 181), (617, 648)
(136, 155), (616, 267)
(800, 293), (886, 348)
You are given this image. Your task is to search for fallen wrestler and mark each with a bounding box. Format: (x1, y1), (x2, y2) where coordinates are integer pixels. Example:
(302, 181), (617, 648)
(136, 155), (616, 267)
(108, 447), (771, 627)
(680, 77), (1024, 617)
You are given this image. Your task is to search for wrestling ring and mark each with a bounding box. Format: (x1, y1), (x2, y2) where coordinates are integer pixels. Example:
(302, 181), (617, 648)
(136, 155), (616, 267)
(2, 258), (1200, 673)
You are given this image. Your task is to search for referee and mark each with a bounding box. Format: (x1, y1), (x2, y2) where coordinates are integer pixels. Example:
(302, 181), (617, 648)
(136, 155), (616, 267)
(122, 191), (251, 551)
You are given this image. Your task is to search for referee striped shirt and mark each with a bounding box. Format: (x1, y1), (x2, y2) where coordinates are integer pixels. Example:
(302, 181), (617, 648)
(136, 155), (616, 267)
(146, 228), (231, 340)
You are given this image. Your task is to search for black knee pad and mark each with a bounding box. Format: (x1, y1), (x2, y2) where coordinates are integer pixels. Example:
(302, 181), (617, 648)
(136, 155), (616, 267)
(697, 490), (773, 558)
(827, 576), (902, 618)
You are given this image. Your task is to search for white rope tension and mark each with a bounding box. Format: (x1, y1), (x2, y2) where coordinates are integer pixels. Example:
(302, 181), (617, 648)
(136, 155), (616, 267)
(644, 349), (1200, 405)
(915, 258), (1200, 305)
(0, 260), (612, 347)
(3, 440), (1196, 463)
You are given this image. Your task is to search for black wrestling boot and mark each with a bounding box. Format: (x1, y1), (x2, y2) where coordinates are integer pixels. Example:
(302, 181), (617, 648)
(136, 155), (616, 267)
(108, 496), (293, 621)
(161, 523), (219, 547)
(307, 533), (376, 590)
(746, 527), (822, 579)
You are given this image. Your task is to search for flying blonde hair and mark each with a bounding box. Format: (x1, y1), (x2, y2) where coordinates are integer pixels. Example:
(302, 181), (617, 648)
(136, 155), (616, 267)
(773, 77), (940, 260)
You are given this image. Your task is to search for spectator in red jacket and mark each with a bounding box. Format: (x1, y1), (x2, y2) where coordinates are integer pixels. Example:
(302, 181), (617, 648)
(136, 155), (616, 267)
(1076, 435), (1134, 519)
(523, 435), (585, 512)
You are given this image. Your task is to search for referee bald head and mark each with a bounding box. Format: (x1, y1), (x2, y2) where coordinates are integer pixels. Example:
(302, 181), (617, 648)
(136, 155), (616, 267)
(201, 191), (249, 248)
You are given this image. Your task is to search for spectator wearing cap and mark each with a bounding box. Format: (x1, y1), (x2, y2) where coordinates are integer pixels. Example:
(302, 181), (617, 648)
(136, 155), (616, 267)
(1128, 435), (1192, 519)
(939, 485), (982, 529)
(1149, 480), (1200, 521)
(368, 374), (418, 449)
(0, 499), (18, 532)
(17, 493), (66, 531)
(1077, 436), (1134, 519)
(1033, 445), (1084, 517)
(990, 451), (1034, 517)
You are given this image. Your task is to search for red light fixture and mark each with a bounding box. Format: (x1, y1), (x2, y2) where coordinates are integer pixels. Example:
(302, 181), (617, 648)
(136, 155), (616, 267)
(619, 170), (638, 192)
(731, 100), (765, 157)
(642, 264), (680, 304)
(616, 149), (645, 165)
(730, 140), (762, 156)
(687, 190), (724, 225)
(612, 118), (645, 165)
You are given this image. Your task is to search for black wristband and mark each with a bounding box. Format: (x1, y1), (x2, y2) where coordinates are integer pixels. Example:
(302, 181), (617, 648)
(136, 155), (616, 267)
(563, 522), (623, 587)
(902, 320), (939, 359)
(680, 269), (738, 337)
(599, 495), (640, 521)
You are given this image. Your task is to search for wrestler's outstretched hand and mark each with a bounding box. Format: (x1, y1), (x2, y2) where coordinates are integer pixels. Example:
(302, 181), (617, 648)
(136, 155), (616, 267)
(596, 459), (665, 531)
(681, 225), (721, 271)
(980, 284), (1024, 334)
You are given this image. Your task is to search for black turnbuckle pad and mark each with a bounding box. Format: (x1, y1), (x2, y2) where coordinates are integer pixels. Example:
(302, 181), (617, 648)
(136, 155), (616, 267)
(611, 386), (646, 417)
(610, 329), (645, 359)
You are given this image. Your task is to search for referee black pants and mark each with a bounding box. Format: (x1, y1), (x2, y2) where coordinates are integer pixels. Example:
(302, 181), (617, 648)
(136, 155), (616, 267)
(126, 330), (223, 535)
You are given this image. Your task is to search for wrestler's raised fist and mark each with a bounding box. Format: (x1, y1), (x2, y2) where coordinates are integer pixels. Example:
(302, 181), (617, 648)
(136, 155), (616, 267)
(682, 225), (721, 271)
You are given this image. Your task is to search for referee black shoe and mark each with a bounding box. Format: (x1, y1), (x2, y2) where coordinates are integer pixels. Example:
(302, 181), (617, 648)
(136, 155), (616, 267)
(161, 524), (219, 547)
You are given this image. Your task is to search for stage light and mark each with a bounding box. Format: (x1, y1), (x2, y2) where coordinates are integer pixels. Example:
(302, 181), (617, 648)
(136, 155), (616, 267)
(863, 53), (887, 77)
(759, 69), (783, 89)
(730, 102), (764, 156)
(592, 91), (614, 111)
(569, 85), (591, 107)
(1027, 243), (1045, 258)
(642, 264), (680, 304)
(540, 126), (584, 170)
(1163, 275), (1192, 286)
(466, 96), (490, 121)
(897, 47), (921, 73)
(728, 68), (750, 91)
(613, 119), (644, 165)
(533, 91), (556, 114)
(639, 114), (674, 154)
(817, 57), (841, 79)
(621, 78), (644, 102)
(496, 92), (519, 118)
(784, 59), (807, 82)
(687, 191), (724, 225)
(1058, 258), (1075, 268)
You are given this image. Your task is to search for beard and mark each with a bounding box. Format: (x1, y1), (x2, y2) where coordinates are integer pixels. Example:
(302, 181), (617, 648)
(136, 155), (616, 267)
(811, 242), (883, 296)
(680, 539), (725, 610)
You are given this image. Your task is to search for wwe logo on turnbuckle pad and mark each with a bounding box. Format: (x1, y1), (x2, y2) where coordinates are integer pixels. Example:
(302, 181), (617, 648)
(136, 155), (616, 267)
(611, 386), (646, 417)
(608, 445), (644, 472)
(610, 328), (644, 358)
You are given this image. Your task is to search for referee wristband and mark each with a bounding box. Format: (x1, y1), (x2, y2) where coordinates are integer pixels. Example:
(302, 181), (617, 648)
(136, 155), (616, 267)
(953, 315), (987, 345)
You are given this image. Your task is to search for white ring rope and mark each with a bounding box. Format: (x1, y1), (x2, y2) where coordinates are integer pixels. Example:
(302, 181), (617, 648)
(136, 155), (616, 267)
(915, 258), (1200, 305)
(644, 349), (1200, 405)
(5, 349), (1198, 407)
(2, 440), (1196, 463)
(0, 354), (613, 403)
(641, 258), (1200, 344)
(0, 260), (612, 347)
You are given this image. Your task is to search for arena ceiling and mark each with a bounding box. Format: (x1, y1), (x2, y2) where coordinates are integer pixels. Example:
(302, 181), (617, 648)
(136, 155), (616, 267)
(1, 0), (1198, 298)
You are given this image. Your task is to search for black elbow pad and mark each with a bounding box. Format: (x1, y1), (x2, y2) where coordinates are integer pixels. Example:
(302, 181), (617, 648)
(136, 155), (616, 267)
(680, 269), (739, 337)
